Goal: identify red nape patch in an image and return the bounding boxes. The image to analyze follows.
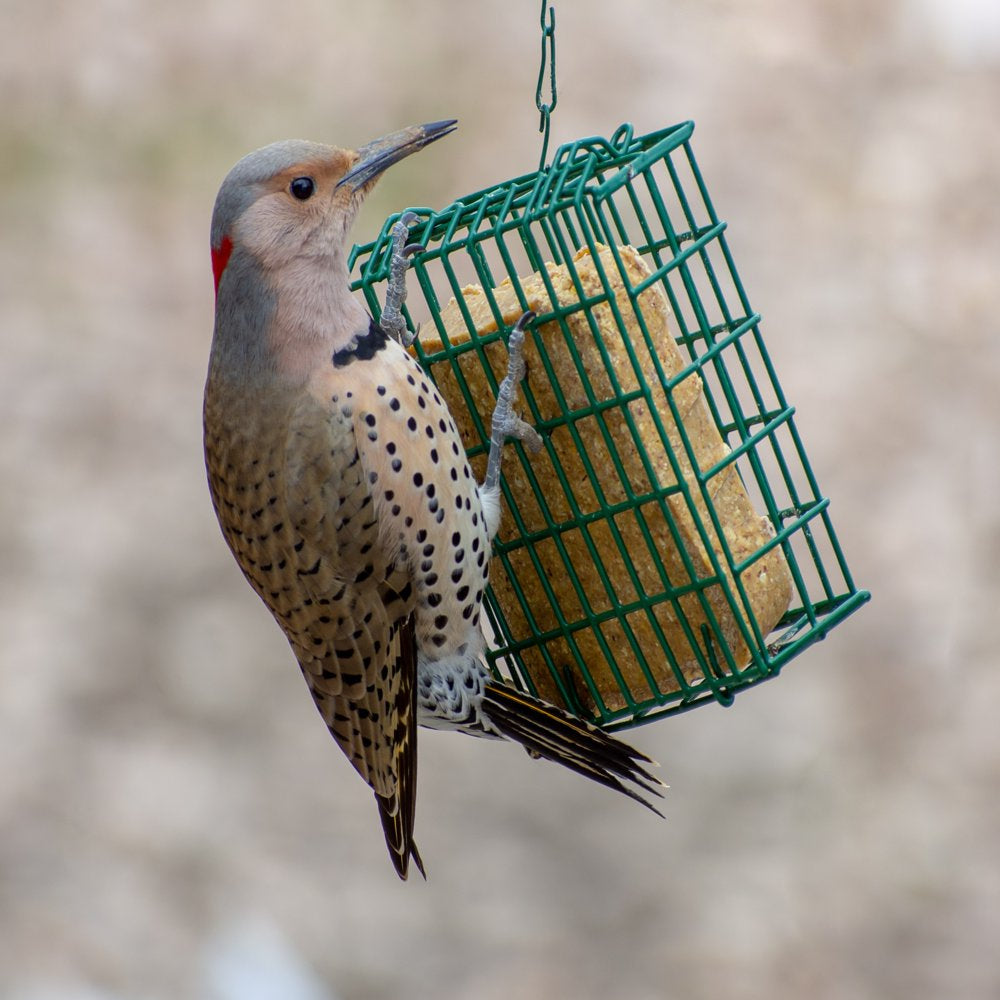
[211,235,234,293]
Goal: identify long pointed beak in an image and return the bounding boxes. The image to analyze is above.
[337,119,457,191]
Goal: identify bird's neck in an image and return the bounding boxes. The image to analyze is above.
[268,254,370,382]
[211,248,370,389]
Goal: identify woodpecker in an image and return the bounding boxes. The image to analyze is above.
[204,121,663,879]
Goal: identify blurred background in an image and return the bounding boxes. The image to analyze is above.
[2,0,998,997]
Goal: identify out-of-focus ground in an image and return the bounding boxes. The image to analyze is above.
[2,1,998,998]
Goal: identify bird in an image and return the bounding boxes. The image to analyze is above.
[203,120,664,879]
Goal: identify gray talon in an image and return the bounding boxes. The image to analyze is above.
[381,214,422,344]
[509,417,543,454]
[401,322,420,350]
[484,311,541,491]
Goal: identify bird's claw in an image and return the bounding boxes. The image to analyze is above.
[399,321,421,350]
[504,415,543,454]
[483,311,542,490]
[381,213,423,345]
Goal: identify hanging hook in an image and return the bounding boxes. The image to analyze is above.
[535,0,557,170]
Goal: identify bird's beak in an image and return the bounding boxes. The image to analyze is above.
[337,119,457,191]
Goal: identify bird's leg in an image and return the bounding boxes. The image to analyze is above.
[484,311,543,494]
[380,211,423,348]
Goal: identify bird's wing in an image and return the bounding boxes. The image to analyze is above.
[282,389,418,831]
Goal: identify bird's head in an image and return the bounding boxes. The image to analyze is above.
[210,120,456,294]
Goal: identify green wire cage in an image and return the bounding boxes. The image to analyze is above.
[350,121,869,733]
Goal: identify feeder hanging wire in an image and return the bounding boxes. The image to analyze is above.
[535,0,558,170]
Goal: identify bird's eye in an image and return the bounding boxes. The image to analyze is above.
[289,176,315,201]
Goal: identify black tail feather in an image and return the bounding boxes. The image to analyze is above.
[482,683,666,816]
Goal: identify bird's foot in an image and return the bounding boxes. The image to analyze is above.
[483,311,543,493]
[381,212,423,348]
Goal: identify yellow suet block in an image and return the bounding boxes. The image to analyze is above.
[424,244,792,713]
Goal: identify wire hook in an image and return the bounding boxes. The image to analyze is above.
[535,0,557,169]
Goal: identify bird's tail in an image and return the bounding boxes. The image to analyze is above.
[376,791,425,881]
[482,683,666,815]
[374,614,425,881]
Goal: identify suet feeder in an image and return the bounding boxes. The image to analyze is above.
[350,120,869,733]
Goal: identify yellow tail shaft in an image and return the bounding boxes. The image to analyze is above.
[482,683,666,815]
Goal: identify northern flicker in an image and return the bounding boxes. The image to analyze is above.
[204,121,664,879]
